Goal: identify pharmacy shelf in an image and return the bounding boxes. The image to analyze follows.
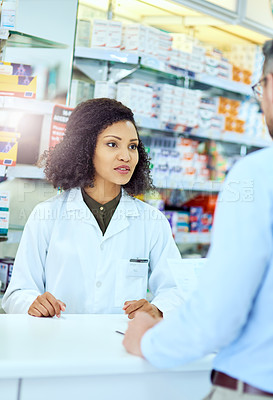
[74,48,253,97]
[176,232,211,245]
[75,47,139,64]
[157,181,223,192]
[194,129,272,148]
[0,96,54,114]
[135,114,272,148]
[0,29,67,49]
[6,165,45,179]
[194,74,253,96]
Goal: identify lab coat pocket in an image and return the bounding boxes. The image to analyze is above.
[114,259,149,308]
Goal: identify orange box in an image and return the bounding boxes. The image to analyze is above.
[225,117,245,133]
[243,70,252,85]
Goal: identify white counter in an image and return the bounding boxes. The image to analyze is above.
[0,314,213,400]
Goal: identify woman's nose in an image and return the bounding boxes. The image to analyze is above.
[118,148,130,162]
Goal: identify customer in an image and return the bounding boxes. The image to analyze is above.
[2,98,183,318]
[123,40,273,399]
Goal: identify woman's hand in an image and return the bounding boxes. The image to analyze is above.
[28,292,66,318]
[123,299,163,319]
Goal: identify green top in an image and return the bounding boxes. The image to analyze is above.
[81,189,122,235]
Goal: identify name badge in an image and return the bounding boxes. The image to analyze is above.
[127,259,148,277]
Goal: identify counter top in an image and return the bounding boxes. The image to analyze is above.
[0,314,214,379]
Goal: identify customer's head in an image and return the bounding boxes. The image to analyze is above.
[42,98,153,195]
[261,40,273,136]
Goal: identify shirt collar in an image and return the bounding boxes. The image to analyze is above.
[65,188,140,217]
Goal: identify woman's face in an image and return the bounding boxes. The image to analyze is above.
[93,121,139,189]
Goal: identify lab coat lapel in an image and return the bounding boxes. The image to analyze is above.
[103,190,139,241]
[65,188,99,227]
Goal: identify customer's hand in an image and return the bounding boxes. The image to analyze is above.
[28,292,66,318]
[123,311,160,356]
[123,299,163,319]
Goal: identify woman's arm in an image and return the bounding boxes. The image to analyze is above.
[2,204,52,313]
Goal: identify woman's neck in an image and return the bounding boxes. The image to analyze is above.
[84,183,121,205]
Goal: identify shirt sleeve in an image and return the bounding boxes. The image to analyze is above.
[2,205,51,314]
[148,213,185,316]
[141,157,273,368]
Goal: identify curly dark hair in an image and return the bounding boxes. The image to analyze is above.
[41,98,154,195]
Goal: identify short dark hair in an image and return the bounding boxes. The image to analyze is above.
[263,40,273,74]
[41,98,154,195]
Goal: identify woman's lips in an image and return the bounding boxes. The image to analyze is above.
[114,166,130,175]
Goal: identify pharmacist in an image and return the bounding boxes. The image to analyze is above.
[123,41,273,399]
[2,98,183,319]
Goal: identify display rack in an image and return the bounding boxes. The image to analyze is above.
[73,46,271,213]
[0,29,65,248]
[75,47,254,96]
[74,48,271,150]
[157,181,223,192]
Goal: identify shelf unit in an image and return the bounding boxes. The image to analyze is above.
[74,48,271,150]
[75,47,254,96]
[0,29,67,49]
[0,29,66,250]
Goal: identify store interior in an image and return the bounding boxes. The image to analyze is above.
[0,0,273,280]
[1,2,273,399]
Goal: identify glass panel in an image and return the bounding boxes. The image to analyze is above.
[246,0,273,30]
[204,0,237,11]
[4,0,78,102]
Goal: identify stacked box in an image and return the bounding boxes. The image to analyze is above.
[122,24,172,61]
[116,83,153,116]
[94,81,116,99]
[91,19,122,49]
[121,24,147,52]
[70,79,93,107]
[0,257,14,292]
[0,191,9,237]
[189,206,203,232]
[76,19,91,47]
[217,97,245,134]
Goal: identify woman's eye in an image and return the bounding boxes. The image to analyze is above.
[107,142,117,148]
[129,144,138,150]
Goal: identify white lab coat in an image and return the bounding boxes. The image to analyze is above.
[2,188,183,315]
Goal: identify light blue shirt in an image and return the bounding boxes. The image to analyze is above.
[142,145,273,393]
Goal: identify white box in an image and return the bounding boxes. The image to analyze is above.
[0,191,9,209]
[107,20,122,49]
[94,81,116,99]
[91,19,108,48]
[146,26,160,55]
[116,83,140,113]
[0,211,9,236]
[76,19,91,47]
[123,24,147,52]
[70,80,93,107]
[0,262,8,291]
[188,60,204,73]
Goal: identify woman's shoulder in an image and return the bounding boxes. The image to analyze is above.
[132,196,166,221]
[30,188,76,217]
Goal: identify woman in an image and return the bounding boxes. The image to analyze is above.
[2,98,182,318]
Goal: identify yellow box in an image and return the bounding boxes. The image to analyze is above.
[0,131,20,166]
[0,74,37,98]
